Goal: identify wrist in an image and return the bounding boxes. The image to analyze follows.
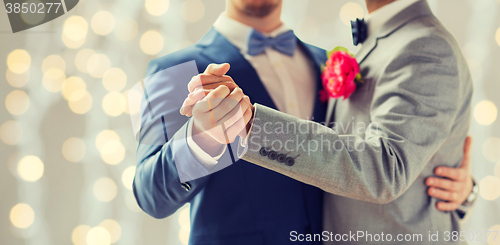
[192,121,225,157]
[462,178,478,207]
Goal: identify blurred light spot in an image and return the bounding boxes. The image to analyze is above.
[93,178,117,202]
[96,130,120,150]
[178,205,191,245]
[140,30,164,55]
[5,90,30,115]
[483,137,500,162]
[495,162,500,179]
[6,68,30,88]
[7,49,31,74]
[10,203,34,229]
[125,192,141,212]
[62,34,86,49]
[20,0,45,25]
[42,68,66,92]
[181,0,205,23]
[339,2,364,26]
[72,225,91,245]
[63,16,88,41]
[62,76,87,101]
[62,16,88,49]
[86,226,111,245]
[0,120,23,145]
[99,220,121,243]
[75,49,96,73]
[102,92,127,117]
[488,224,500,245]
[91,11,115,36]
[121,166,136,190]
[496,28,500,47]
[114,18,138,41]
[145,0,169,16]
[178,206,190,228]
[42,55,66,73]
[100,140,125,165]
[87,54,111,78]
[102,68,127,92]
[474,100,497,125]
[17,155,44,182]
[62,137,86,163]
[479,176,500,201]
[68,91,93,114]
[123,89,142,115]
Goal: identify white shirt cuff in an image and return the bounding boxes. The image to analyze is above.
[186,119,226,169]
[239,106,257,148]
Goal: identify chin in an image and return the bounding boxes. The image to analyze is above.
[235,0,281,17]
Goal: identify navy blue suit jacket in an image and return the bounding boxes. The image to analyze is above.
[133,28,328,245]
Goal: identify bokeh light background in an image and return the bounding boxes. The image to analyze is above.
[1,0,499,244]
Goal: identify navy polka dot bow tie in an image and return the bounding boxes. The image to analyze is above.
[351,18,368,46]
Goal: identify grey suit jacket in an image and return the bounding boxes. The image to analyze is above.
[239,1,473,244]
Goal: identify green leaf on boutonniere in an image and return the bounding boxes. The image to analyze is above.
[327,46,355,58]
[355,73,364,84]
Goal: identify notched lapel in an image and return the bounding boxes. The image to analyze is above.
[355,34,379,65]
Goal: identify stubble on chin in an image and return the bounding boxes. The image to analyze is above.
[239,2,279,18]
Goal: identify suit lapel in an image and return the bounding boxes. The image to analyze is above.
[298,41,328,123]
[198,28,278,110]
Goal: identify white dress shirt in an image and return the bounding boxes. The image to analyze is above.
[365,0,422,37]
[187,13,317,167]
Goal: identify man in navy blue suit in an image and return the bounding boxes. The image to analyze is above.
[133,0,474,244]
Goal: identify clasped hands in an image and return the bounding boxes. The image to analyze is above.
[180,63,254,152]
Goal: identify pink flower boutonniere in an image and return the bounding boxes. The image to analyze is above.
[319,46,364,102]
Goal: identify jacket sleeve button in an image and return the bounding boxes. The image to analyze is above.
[268,151,278,160]
[285,157,295,166]
[277,154,286,163]
[259,147,269,156]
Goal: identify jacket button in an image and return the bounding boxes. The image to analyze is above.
[268,151,278,160]
[259,147,269,156]
[277,154,286,163]
[181,182,191,191]
[285,157,295,166]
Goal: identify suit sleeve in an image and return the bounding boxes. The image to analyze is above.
[132,59,211,219]
[239,37,467,204]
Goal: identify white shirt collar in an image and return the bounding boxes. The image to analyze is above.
[365,0,422,37]
[212,13,291,54]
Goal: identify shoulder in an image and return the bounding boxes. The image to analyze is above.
[396,15,462,61]
[145,45,208,77]
[301,42,327,63]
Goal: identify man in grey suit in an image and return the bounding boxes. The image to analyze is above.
[183,0,476,244]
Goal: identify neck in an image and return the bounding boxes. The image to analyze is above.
[226,4,283,33]
[365,0,397,13]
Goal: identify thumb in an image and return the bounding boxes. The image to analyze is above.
[460,135,472,168]
[204,63,230,76]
